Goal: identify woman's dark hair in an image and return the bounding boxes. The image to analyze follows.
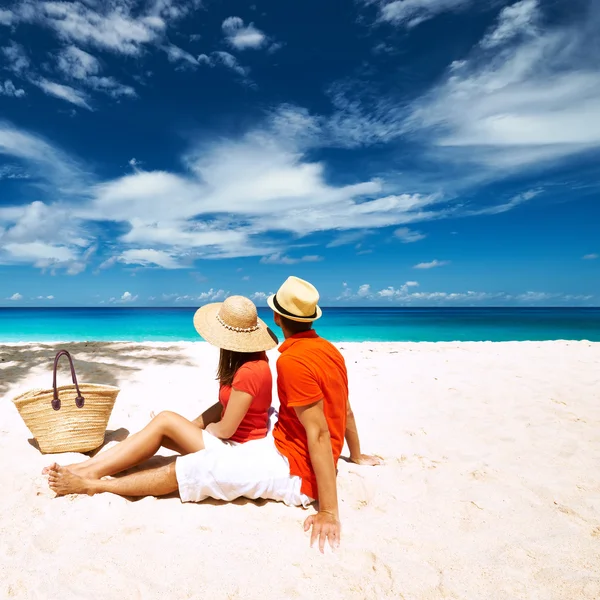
[217,349,264,387]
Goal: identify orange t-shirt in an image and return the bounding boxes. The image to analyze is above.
[273,331,348,499]
[219,359,272,443]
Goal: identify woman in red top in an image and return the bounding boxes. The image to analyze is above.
[43,296,277,483]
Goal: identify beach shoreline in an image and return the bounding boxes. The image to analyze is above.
[1,341,599,599]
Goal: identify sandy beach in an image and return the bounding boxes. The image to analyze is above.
[1,341,599,600]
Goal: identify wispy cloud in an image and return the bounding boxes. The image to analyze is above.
[260,253,323,265]
[394,227,426,243]
[163,43,199,68]
[406,0,600,170]
[583,253,598,260]
[0,1,174,56]
[364,0,475,28]
[118,249,184,269]
[198,51,252,84]
[338,282,593,305]
[8,292,22,301]
[35,78,92,110]
[0,106,540,274]
[55,45,136,98]
[414,259,449,269]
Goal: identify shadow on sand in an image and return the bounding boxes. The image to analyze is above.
[0,341,195,398]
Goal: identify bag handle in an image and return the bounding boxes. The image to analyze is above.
[52,350,85,411]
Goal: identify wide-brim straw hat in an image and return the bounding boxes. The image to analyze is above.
[193,295,278,353]
[267,276,322,323]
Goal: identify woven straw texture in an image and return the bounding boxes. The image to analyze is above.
[193,295,277,353]
[13,383,120,454]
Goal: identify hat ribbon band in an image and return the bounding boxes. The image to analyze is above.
[273,294,317,320]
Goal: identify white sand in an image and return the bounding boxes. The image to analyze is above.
[1,341,599,600]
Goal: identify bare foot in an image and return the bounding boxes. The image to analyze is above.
[42,463,57,475]
[47,465,95,496]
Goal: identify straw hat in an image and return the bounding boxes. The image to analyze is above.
[193,296,278,353]
[267,276,322,323]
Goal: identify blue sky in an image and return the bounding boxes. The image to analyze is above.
[0,0,599,307]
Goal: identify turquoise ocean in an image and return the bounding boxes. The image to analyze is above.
[0,308,599,343]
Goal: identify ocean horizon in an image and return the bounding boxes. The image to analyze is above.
[1,307,599,343]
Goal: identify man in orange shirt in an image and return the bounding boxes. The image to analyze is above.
[268,276,381,552]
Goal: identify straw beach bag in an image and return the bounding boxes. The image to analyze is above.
[13,350,120,454]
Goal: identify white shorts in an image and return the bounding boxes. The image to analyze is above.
[175,431,314,508]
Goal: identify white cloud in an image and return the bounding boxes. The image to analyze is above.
[406,0,600,170]
[0,80,26,98]
[394,227,426,243]
[56,45,100,79]
[413,259,450,269]
[55,46,136,98]
[250,291,268,302]
[260,253,323,265]
[1,41,30,75]
[480,0,538,49]
[8,293,22,301]
[36,295,54,300]
[30,2,165,56]
[222,16,267,50]
[0,1,202,61]
[583,253,598,260]
[357,284,371,297]
[120,291,138,302]
[0,101,560,275]
[339,282,593,305]
[197,289,227,302]
[35,78,92,110]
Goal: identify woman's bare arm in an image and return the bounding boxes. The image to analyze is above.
[205,388,253,439]
[193,402,222,429]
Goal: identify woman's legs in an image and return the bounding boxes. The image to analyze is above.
[44,411,207,480]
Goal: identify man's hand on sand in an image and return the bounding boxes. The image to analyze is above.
[350,453,383,466]
[304,511,341,553]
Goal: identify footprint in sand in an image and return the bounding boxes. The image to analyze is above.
[349,552,396,598]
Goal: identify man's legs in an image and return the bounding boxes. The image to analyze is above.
[48,462,178,498]
[43,411,206,480]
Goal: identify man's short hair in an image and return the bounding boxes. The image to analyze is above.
[279,315,313,335]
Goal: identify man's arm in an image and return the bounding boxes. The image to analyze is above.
[294,400,341,553]
[345,399,383,466]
